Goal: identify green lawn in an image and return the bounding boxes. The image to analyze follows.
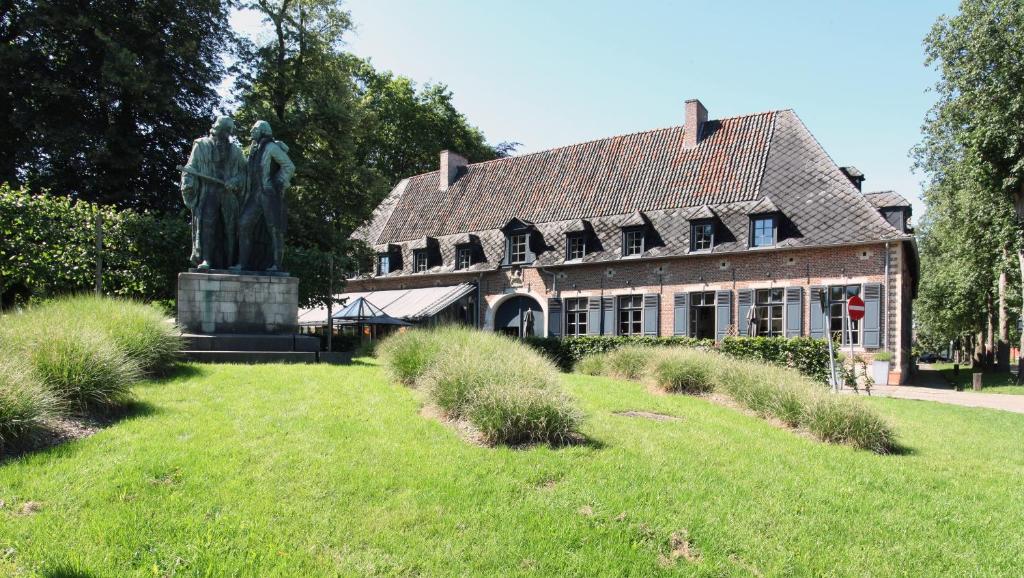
[931,362,1024,394]
[3,362,1024,576]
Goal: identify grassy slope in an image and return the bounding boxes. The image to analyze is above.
[1,362,1023,576]
[932,362,1024,395]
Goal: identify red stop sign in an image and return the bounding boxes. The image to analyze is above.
[847,294,865,321]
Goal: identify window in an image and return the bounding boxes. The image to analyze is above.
[414,250,428,272]
[689,291,716,339]
[754,288,784,337]
[622,228,645,256]
[564,298,588,336]
[377,253,390,275]
[566,234,587,261]
[751,217,776,247]
[691,222,714,251]
[618,294,643,336]
[456,246,473,270]
[829,284,861,345]
[508,233,529,264]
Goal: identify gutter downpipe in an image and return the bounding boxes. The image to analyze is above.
[476,273,484,329]
[883,242,890,352]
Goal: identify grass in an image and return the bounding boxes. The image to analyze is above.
[1,362,1023,575]
[931,362,1024,394]
[0,360,61,451]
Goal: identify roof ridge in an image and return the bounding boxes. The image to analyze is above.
[454,108,788,171]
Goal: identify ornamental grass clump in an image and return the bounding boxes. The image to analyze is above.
[383,327,583,446]
[804,395,895,454]
[0,359,62,451]
[574,354,606,376]
[605,346,651,380]
[43,295,181,376]
[650,348,714,394]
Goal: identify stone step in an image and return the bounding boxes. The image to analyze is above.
[179,350,318,364]
[182,333,319,352]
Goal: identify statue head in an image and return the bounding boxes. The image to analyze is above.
[250,120,273,142]
[210,116,234,139]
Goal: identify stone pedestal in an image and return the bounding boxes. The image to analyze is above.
[177,271,299,334]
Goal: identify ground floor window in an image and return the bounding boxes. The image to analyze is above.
[618,295,643,336]
[829,284,861,344]
[564,298,588,336]
[755,288,784,337]
[689,291,715,339]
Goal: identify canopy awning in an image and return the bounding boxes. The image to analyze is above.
[298,283,476,326]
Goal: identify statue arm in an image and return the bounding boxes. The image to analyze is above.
[181,140,201,209]
[270,143,295,189]
[226,146,246,193]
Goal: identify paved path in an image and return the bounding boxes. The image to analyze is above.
[861,370,1024,415]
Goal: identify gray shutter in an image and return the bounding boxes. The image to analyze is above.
[785,287,803,338]
[809,285,825,339]
[587,297,601,335]
[602,296,615,335]
[501,236,511,266]
[715,290,732,341]
[643,294,660,336]
[737,289,753,338]
[673,293,689,336]
[547,298,562,339]
[862,283,882,348]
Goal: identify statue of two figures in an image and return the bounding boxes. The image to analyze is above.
[179,117,295,273]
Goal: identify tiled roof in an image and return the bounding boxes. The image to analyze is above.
[354,108,913,279]
[864,190,912,209]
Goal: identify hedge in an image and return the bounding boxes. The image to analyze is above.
[526,335,848,385]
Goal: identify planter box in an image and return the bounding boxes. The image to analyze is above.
[871,360,891,386]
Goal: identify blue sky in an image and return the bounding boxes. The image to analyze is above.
[235,0,959,219]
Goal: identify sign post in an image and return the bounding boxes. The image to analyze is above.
[846,294,866,390]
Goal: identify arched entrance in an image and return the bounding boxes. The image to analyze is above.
[494,295,543,338]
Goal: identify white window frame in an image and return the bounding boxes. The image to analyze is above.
[509,233,530,264]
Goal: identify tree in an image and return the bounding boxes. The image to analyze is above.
[0,0,233,211]
[233,0,511,305]
[915,0,1024,367]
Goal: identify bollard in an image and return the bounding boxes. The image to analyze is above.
[953,363,960,376]
[972,372,982,391]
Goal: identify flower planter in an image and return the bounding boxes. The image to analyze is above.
[871,360,891,386]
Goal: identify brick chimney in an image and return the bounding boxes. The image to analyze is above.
[439,150,468,191]
[683,99,708,149]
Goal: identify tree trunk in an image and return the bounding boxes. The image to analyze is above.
[986,292,995,370]
[974,329,985,367]
[998,254,1010,371]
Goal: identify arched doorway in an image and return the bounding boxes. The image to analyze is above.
[494,295,543,338]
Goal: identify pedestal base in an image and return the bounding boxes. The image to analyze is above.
[177,271,299,334]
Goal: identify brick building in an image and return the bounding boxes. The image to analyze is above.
[346,99,918,382]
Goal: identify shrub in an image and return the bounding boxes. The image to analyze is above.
[0,359,62,450]
[720,337,839,385]
[873,351,894,362]
[466,384,581,445]
[575,354,606,376]
[41,295,180,376]
[805,395,895,453]
[525,335,713,371]
[650,349,714,394]
[605,346,651,380]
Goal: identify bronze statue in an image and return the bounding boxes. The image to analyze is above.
[179,116,246,270]
[233,120,295,272]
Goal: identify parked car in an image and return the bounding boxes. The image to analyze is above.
[919,353,938,363]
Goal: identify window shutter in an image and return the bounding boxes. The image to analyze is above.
[862,283,882,348]
[587,297,602,335]
[643,294,660,336]
[501,236,511,266]
[547,298,562,339]
[602,296,615,336]
[785,287,803,338]
[737,289,753,337]
[715,290,732,341]
[673,293,689,336]
[809,285,825,339]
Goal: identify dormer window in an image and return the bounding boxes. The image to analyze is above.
[413,250,429,272]
[750,216,777,248]
[622,227,645,256]
[376,244,402,275]
[501,218,538,266]
[566,233,587,261]
[691,221,714,251]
